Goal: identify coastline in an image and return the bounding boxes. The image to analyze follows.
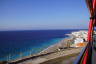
[8,32,76,63]
[9,47,83,64]
[1,30,88,64]
[39,32,75,54]
[39,38,73,54]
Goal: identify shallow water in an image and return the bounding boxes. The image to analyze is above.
[0,29,83,61]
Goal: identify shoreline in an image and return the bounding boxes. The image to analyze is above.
[5,34,73,63]
[9,47,83,64]
[8,33,75,63]
[39,37,73,54]
[39,33,75,54]
[0,30,88,64]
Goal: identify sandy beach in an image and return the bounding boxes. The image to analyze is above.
[8,37,85,64]
[16,47,83,64]
[0,47,83,64]
[0,31,87,64]
[39,38,74,54]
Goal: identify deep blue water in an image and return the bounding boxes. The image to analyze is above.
[0,29,84,61]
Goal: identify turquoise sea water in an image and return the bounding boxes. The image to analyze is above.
[0,38,64,61]
[0,29,83,61]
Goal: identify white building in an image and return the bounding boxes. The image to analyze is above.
[74,37,85,47]
[71,31,88,47]
[72,31,88,41]
[74,38,84,44]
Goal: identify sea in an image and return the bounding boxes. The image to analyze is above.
[0,29,84,61]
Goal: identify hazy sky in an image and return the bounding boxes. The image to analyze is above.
[0,0,89,31]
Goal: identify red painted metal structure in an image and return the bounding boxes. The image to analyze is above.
[82,0,96,64]
[75,0,96,64]
[83,0,96,64]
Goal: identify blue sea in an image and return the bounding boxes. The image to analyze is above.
[0,29,83,61]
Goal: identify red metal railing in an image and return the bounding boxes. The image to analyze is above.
[75,0,96,64]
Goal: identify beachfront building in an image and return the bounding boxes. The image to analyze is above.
[71,31,88,47]
[72,31,88,41]
[74,37,85,47]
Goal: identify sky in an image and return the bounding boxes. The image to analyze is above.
[0,0,90,31]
